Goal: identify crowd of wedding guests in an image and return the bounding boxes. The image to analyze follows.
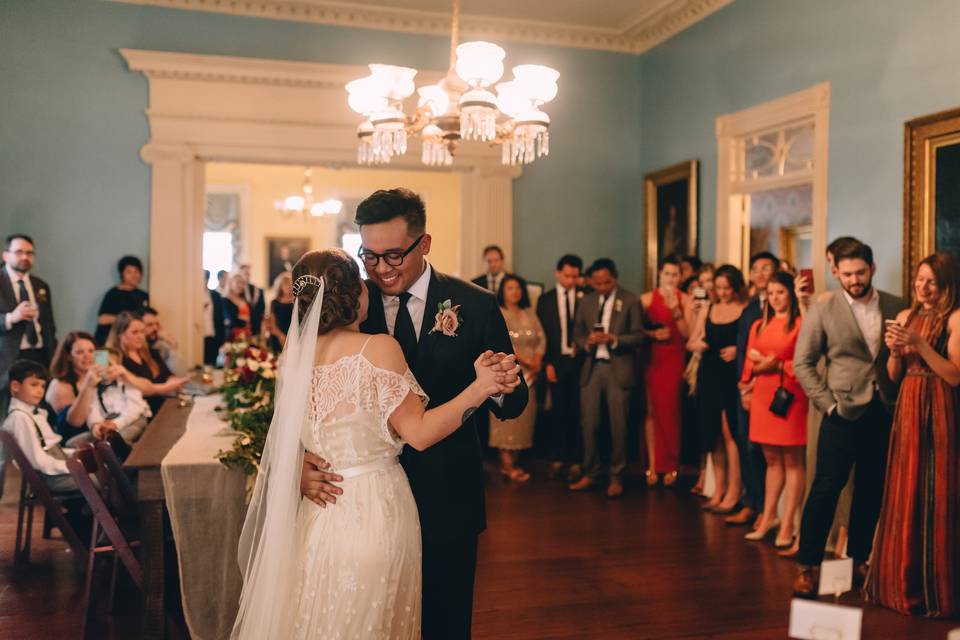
[476,238,959,618]
[2,227,958,619]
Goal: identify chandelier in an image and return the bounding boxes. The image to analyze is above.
[274,167,343,217]
[345,0,559,167]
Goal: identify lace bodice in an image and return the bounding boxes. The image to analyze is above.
[301,353,428,469]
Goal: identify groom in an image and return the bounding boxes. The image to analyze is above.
[301,188,528,638]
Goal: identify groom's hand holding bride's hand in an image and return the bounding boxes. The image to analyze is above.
[301,452,343,508]
[474,351,522,397]
[478,351,523,394]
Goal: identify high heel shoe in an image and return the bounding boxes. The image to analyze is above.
[744,518,781,541]
[645,469,658,487]
[663,471,678,487]
[774,536,795,549]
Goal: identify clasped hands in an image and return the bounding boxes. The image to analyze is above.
[300,350,522,508]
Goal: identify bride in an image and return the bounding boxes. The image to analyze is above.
[231,248,518,639]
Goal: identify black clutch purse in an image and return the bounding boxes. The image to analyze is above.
[768,363,795,418]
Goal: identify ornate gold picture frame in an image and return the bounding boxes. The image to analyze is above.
[903,107,960,294]
[644,160,698,290]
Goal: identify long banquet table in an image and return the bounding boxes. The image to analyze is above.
[124,395,246,640]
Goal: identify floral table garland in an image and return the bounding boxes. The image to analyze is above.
[216,338,277,477]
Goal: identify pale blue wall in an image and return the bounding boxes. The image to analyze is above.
[0,0,640,336]
[638,0,960,294]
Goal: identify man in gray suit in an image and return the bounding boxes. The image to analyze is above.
[791,241,904,597]
[569,258,645,498]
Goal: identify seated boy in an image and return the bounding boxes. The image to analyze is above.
[2,359,76,492]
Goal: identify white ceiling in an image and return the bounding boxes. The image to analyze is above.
[112,0,734,54]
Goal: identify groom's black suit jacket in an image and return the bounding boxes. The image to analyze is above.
[360,269,528,543]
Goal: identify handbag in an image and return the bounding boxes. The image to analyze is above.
[768,363,795,418]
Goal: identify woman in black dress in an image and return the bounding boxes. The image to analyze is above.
[94,255,149,345]
[106,312,187,415]
[689,265,747,512]
[266,272,294,352]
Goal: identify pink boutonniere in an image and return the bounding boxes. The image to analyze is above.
[429,299,463,337]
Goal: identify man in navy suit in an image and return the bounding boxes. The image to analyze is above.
[0,234,57,388]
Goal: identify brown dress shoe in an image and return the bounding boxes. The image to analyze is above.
[724,507,756,526]
[569,476,595,492]
[606,481,624,498]
[567,464,583,483]
[792,565,819,599]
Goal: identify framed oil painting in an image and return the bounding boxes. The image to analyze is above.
[904,107,960,294]
[644,160,699,290]
[266,237,310,286]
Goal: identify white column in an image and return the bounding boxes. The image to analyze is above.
[141,143,205,368]
[460,167,520,278]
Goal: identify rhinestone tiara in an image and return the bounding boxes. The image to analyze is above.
[292,274,324,297]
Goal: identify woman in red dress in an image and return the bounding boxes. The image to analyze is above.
[740,271,807,547]
[641,256,690,486]
[867,252,960,617]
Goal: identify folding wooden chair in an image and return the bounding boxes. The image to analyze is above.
[0,430,86,565]
[93,438,137,512]
[68,447,143,639]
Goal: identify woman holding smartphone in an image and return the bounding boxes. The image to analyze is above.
[867,252,960,617]
[641,256,690,486]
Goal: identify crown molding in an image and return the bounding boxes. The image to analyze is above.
[108,0,733,55]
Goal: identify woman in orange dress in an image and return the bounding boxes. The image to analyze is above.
[867,252,960,617]
[740,271,807,547]
[641,256,690,486]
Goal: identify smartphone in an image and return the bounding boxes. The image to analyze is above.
[94,349,110,368]
[884,319,899,328]
[592,323,605,334]
[692,286,707,302]
[799,268,814,294]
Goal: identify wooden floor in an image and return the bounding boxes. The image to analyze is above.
[1,464,956,639]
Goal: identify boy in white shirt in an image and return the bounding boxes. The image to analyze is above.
[87,350,151,444]
[2,360,76,492]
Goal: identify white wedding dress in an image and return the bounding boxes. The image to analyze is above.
[289,348,428,640]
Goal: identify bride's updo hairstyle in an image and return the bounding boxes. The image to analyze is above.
[291,248,363,334]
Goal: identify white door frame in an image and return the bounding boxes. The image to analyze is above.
[715,82,830,289]
[121,49,520,364]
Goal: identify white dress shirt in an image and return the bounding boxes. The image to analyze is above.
[383,262,432,340]
[87,382,151,429]
[842,288,882,359]
[556,284,576,357]
[4,265,44,350]
[2,397,70,476]
[595,289,617,361]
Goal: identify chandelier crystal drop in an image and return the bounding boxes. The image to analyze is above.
[345,0,558,167]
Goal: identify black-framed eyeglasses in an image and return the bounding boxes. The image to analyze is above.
[358,234,424,268]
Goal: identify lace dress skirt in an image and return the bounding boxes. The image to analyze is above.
[290,457,422,639]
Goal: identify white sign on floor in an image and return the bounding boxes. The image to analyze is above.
[788,599,862,640]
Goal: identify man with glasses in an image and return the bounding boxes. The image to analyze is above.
[300,188,527,639]
[725,251,780,528]
[1,234,57,387]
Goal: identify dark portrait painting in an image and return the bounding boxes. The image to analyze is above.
[904,108,960,294]
[266,237,310,286]
[644,161,698,290]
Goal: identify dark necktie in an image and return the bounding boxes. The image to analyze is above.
[597,295,606,324]
[564,290,575,348]
[17,279,39,346]
[394,292,418,367]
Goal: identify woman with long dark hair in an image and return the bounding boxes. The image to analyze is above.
[688,264,747,512]
[739,271,808,546]
[867,252,960,617]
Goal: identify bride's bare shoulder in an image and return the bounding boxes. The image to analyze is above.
[361,334,406,373]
